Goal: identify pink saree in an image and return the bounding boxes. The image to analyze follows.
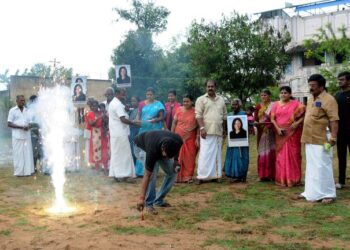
[271,100,305,187]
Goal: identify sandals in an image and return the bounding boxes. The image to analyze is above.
[321,198,335,204]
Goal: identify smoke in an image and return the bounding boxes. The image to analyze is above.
[35,85,78,213]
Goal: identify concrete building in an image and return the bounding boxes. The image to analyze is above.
[259,0,350,102]
[9,75,112,102]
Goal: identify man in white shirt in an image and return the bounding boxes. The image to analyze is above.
[102,87,115,115]
[7,95,35,176]
[108,88,139,181]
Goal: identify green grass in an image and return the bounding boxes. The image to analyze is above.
[0,135,349,249]
[111,225,166,236]
[0,229,11,236]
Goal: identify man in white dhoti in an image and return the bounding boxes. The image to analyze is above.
[7,95,35,176]
[108,88,138,182]
[195,80,227,184]
[300,74,339,204]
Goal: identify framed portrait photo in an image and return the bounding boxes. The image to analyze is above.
[71,76,87,103]
[115,65,131,88]
[227,115,249,147]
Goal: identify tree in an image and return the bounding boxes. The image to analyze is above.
[188,13,291,104]
[304,23,350,95]
[154,42,205,100]
[114,0,170,34]
[22,63,73,79]
[110,29,163,97]
[111,0,170,98]
[0,69,11,84]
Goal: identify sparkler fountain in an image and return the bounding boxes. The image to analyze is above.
[36,66,77,214]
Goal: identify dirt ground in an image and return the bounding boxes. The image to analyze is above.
[1,136,350,250]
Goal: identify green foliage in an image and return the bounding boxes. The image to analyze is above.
[304,23,350,95]
[21,63,73,79]
[0,69,11,84]
[111,29,163,98]
[114,0,170,34]
[188,12,291,104]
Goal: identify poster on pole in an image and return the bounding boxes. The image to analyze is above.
[227,115,249,147]
[116,65,131,88]
[71,76,87,103]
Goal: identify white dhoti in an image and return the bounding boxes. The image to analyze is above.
[109,136,135,178]
[301,144,336,201]
[12,137,35,176]
[197,135,222,180]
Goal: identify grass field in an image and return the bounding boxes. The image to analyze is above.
[0,136,349,249]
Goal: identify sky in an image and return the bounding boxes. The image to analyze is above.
[0,0,309,80]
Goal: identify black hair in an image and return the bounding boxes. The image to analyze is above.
[16,95,24,100]
[261,89,271,96]
[280,86,295,100]
[99,103,106,109]
[232,117,243,131]
[183,94,194,101]
[75,77,83,83]
[115,87,126,95]
[168,89,177,96]
[337,71,350,81]
[247,105,255,112]
[161,137,183,158]
[73,83,84,95]
[29,95,37,102]
[131,96,140,102]
[206,79,217,86]
[146,87,155,94]
[118,66,128,78]
[308,74,326,88]
[279,86,292,94]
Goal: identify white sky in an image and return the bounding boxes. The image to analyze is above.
[0,0,309,79]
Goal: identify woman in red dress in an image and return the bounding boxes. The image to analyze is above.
[85,100,109,172]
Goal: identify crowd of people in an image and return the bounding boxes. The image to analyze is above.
[7,72,350,214]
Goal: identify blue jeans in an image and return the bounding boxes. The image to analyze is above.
[134,146,177,207]
[145,158,177,207]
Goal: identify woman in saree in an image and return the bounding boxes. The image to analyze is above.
[172,94,198,183]
[271,86,305,187]
[137,87,165,134]
[85,100,109,173]
[135,87,165,176]
[255,89,276,181]
[224,99,249,182]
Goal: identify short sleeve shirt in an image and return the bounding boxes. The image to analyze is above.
[195,93,227,136]
[301,91,339,145]
[134,130,183,172]
[335,90,350,134]
[7,106,31,139]
[108,97,130,138]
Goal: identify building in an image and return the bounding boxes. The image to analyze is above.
[258,0,350,102]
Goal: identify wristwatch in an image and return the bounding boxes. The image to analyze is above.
[200,127,205,131]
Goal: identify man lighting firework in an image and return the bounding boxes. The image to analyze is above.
[135,130,183,215]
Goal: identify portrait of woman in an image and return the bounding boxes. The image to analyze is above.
[72,78,86,102]
[229,117,247,139]
[116,66,131,84]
